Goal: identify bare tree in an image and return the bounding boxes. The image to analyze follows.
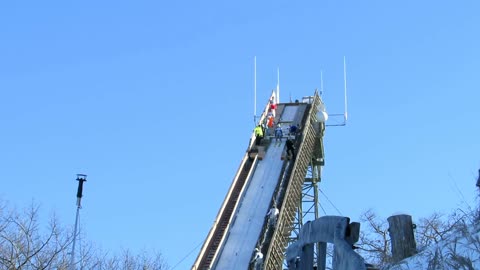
[0,203,71,270]
[415,219,480,270]
[358,207,480,270]
[356,209,392,267]
[0,201,169,270]
[414,212,448,251]
[415,208,477,253]
[78,248,169,270]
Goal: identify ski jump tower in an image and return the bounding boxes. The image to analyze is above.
[264,92,327,269]
[192,89,336,269]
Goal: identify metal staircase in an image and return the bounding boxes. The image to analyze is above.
[264,92,324,269]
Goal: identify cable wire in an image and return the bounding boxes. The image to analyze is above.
[319,203,327,216]
[319,189,343,216]
[170,240,204,270]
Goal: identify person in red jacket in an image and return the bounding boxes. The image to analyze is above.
[267,114,274,129]
[269,98,277,117]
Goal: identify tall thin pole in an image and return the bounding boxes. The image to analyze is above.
[70,207,80,270]
[343,56,348,122]
[320,71,324,96]
[70,174,87,270]
[254,56,257,125]
[276,68,280,103]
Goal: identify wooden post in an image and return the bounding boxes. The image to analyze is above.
[387,214,417,263]
[345,222,360,245]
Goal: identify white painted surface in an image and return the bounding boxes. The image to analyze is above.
[280,105,297,123]
[213,105,300,270]
[213,141,286,269]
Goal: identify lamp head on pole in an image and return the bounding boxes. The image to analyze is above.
[76,174,87,207]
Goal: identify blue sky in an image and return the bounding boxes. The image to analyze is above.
[1,1,479,268]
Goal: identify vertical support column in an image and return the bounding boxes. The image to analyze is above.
[312,163,322,269]
[299,244,314,270]
[316,242,327,270]
[297,204,303,234]
[387,214,417,263]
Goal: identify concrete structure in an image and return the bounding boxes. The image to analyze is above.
[286,216,366,270]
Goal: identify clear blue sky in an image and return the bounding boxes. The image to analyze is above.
[1,1,479,268]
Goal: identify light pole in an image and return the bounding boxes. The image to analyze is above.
[69,174,87,270]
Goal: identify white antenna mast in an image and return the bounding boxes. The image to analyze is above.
[254,56,257,125]
[326,56,349,127]
[320,71,324,96]
[343,56,348,123]
[276,67,280,103]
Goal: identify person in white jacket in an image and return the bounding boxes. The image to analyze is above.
[251,248,263,270]
[266,205,279,227]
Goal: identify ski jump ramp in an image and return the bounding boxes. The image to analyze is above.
[192,91,326,270]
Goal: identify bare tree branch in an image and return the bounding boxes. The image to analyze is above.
[0,200,169,270]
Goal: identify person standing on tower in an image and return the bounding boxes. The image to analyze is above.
[251,248,264,270]
[274,124,283,142]
[266,204,280,227]
[286,138,295,159]
[254,124,264,146]
[289,123,299,137]
[267,112,275,129]
[269,97,277,118]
